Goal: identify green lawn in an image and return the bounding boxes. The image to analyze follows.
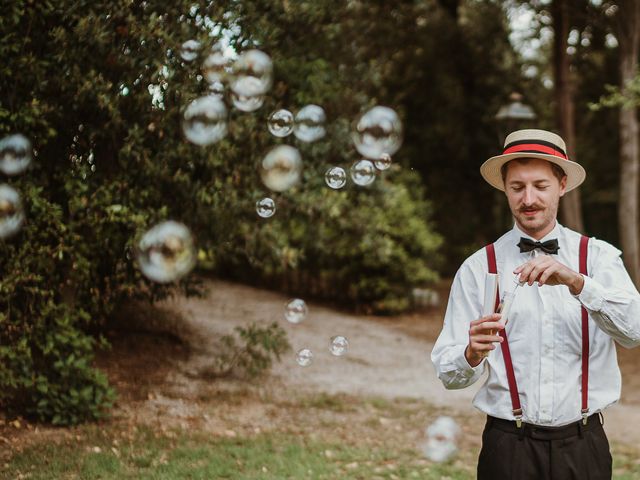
[4,390,640,480]
[3,427,471,479]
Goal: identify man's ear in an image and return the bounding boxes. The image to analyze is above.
[559,175,567,197]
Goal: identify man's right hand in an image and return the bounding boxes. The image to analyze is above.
[465,313,505,367]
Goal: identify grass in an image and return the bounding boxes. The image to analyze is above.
[3,427,472,479]
[3,391,640,479]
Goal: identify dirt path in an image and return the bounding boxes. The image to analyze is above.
[154,279,640,446]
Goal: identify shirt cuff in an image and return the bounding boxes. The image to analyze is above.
[453,343,485,374]
[575,274,605,311]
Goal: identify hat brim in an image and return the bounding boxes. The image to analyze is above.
[480,152,586,192]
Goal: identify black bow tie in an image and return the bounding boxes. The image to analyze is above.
[517,237,560,254]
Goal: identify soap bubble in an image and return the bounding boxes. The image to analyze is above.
[293,104,326,142]
[0,134,32,176]
[0,184,25,239]
[296,348,313,367]
[352,106,403,160]
[374,153,392,171]
[202,46,229,84]
[182,95,228,146]
[260,145,302,192]
[350,159,376,186]
[268,109,294,138]
[136,220,196,283]
[325,166,347,189]
[230,49,273,97]
[285,298,308,324]
[421,416,461,463]
[231,91,264,113]
[180,39,201,62]
[256,197,276,218]
[208,81,225,97]
[329,336,349,356]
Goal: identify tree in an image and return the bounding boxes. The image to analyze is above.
[614,0,640,285]
[1,0,445,423]
[552,0,585,232]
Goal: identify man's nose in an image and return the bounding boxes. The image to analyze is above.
[522,186,535,205]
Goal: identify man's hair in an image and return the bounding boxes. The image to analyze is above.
[500,158,566,185]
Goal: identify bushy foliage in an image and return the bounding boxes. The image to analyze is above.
[209,322,291,379]
[0,0,446,423]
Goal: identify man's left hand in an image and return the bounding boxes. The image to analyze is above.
[514,255,584,295]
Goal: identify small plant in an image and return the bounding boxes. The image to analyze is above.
[210,322,291,379]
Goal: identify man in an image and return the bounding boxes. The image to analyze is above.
[431,129,640,479]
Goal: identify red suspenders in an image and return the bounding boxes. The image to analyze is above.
[579,235,590,424]
[486,243,523,425]
[485,235,590,427]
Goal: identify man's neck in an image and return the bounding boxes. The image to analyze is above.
[515,220,557,240]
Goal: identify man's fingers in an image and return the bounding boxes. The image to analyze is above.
[472,334,503,344]
[537,265,559,286]
[470,313,501,326]
[470,321,504,334]
[470,341,498,352]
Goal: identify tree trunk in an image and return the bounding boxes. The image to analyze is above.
[552,0,584,233]
[616,0,640,286]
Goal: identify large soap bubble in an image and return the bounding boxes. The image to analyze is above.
[202,45,229,85]
[136,220,196,283]
[268,109,294,138]
[421,416,461,463]
[350,159,376,186]
[180,39,201,62]
[230,49,273,97]
[182,95,228,146]
[352,106,403,160]
[0,134,32,176]
[293,104,326,142]
[0,184,25,239]
[260,145,302,192]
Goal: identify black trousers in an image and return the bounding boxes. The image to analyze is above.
[477,414,612,480]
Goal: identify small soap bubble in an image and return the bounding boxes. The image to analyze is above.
[352,106,403,160]
[329,336,349,356]
[350,159,376,186]
[374,153,392,171]
[296,348,313,367]
[180,39,201,62]
[325,166,347,189]
[136,220,196,283]
[256,197,276,218]
[0,184,25,239]
[230,49,273,97]
[293,104,326,142]
[182,95,228,146]
[231,91,264,113]
[285,298,308,324]
[421,416,461,463]
[0,134,32,176]
[268,109,294,138]
[201,44,229,84]
[260,145,302,192]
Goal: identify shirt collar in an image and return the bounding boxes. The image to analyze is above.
[512,220,563,244]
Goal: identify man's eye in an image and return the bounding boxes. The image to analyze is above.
[512,187,523,192]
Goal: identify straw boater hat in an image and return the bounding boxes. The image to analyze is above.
[480,129,586,192]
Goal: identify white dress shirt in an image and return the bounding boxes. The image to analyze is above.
[431,221,640,426]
